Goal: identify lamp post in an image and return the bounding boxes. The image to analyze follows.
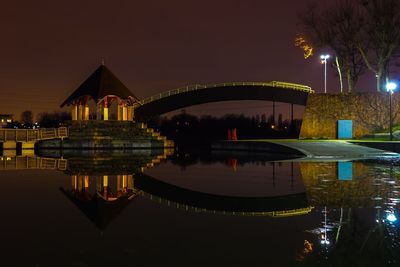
[386,82,397,141]
[320,54,330,93]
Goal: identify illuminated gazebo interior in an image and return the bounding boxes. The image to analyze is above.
[60,65,139,121]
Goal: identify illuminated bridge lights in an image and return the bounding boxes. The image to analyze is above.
[135,81,314,106]
[140,191,314,217]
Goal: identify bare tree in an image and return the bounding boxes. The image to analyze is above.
[358,0,400,91]
[298,0,366,92]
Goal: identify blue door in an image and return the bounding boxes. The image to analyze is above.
[337,120,352,139]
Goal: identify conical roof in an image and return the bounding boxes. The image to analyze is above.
[60,65,139,107]
[60,188,138,230]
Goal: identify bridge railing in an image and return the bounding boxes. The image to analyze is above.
[0,127,68,142]
[135,81,313,107]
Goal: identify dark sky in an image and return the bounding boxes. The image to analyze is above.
[0,0,375,120]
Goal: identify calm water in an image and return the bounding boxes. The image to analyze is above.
[0,149,400,267]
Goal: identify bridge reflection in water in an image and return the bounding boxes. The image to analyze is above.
[55,150,313,229]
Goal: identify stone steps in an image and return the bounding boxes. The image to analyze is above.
[45,120,176,149]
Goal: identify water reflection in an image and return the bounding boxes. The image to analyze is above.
[1,151,400,265]
[297,160,400,265]
[55,150,313,230]
[145,153,400,265]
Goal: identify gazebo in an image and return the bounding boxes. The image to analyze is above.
[60,65,139,121]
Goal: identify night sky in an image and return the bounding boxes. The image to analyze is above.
[1,0,375,120]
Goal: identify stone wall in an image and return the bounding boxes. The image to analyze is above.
[300,92,400,139]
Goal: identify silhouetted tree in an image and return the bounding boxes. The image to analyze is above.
[267,114,275,127]
[299,0,400,92]
[358,0,400,91]
[278,113,283,129]
[20,110,33,125]
[37,111,71,128]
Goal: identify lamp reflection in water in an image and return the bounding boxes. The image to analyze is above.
[320,206,330,245]
[386,212,397,223]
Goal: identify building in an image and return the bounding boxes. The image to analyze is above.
[0,114,13,127]
[60,64,139,121]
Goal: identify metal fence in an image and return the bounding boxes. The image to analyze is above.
[0,127,68,142]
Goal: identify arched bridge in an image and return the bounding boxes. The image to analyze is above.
[133,81,313,121]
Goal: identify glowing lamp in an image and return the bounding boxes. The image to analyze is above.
[320,54,330,60]
[386,82,397,93]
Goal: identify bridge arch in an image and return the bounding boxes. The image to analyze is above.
[133,81,313,121]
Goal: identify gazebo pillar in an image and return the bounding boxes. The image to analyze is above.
[79,97,89,120]
[78,104,84,120]
[117,104,122,121]
[103,175,109,186]
[122,106,128,121]
[103,107,109,120]
[78,175,83,191]
[72,175,78,190]
[71,105,78,120]
[128,174,134,189]
[127,106,134,121]
[84,105,90,120]
[102,175,109,200]
[84,175,89,189]
[122,175,127,189]
[103,98,109,121]
[96,104,102,120]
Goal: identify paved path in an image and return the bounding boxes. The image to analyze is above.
[268,140,398,160]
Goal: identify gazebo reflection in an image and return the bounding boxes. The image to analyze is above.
[59,149,172,230]
[60,174,139,230]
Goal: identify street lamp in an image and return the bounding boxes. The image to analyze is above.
[386,82,397,141]
[320,54,330,93]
